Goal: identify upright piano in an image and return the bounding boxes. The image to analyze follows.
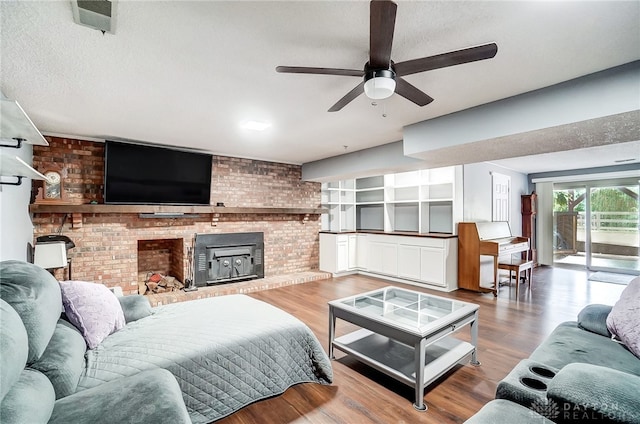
[457,222,530,296]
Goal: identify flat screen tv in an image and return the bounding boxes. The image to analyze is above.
[104,141,212,205]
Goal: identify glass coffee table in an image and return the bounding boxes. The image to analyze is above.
[328,286,480,411]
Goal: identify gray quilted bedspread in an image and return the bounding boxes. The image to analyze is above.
[78,295,333,423]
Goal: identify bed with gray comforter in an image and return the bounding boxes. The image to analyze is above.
[78,294,333,423]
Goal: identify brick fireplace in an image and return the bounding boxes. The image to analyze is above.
[31,137,324,294]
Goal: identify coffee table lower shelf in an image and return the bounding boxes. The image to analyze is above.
[333,328,475,408]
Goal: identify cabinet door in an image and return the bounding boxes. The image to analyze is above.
[420,247,446,286]
[368,242,398,276]
[397,245,421,280]
[348,235,357,270]
[336,240,349,272]
[318,233,336,273]
[356,235,368,270]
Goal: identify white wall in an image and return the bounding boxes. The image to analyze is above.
[0,145,35,261]
[462,162,529,236]
[302,140,425,182]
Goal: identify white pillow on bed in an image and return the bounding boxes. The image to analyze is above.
[60,280,125,349]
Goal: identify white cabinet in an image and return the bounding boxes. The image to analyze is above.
[348,235,358,270]
[336,236,349,272]
[360,233,458,291]
[397,244,421,280]
[368,241,398,276]
[355,234,368,270]
[420,247,446,286]
[319,233,358,274]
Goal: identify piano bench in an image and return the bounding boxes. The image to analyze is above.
[497,258,534,297]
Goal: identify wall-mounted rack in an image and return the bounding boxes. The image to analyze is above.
[0,98,49,148]
[0,95,50,185]
[0,151,49,186]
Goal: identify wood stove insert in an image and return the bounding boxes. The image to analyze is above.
[194,232,264,286]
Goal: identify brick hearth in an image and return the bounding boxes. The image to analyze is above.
[144,270,331,307]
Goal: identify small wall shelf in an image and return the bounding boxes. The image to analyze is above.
[0,98,49,148]
[0,152,49,186]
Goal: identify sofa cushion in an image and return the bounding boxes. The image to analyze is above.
[0,260,62,364]
[547,363,640,424]
[463,399,555,424]
[117,294,152,323]
[577,304,612,337]
[49,369,191,424]
[529,321,640,377]
[60,280,126,349]
[607,276,640,359]
[0,299,28,400]
[30,319,87,399]
[0,368,55,424]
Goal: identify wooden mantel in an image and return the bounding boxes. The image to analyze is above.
[30,204,327,228]
[30,204,326,215]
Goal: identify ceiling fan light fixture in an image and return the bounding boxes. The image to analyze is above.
[364,69,396,100]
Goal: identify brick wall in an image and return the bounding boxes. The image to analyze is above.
[32,137,322,293]
[33,137,105,204]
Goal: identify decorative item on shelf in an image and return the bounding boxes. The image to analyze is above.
[34,164,70,204]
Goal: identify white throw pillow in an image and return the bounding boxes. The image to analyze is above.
[59,280,125,349]
[606,277,640,359]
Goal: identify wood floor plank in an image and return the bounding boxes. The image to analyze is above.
[216,266,626,424]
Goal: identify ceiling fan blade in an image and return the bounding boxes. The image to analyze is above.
[276,66,364,77]
[395,77,434,106]
[369,0,397,69]
[328,82,365,112]
[394,43,498,77]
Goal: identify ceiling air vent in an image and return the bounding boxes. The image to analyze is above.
[71,1,116,34]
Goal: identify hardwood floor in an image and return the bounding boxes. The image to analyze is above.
[216,266,626,424]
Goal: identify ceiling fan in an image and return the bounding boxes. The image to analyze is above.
[276,0,498,112]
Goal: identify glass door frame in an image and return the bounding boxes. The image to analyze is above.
[552,178,639,275]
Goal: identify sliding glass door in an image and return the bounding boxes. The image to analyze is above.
[587,184,639,273]
[553,186,586,268]
[553,179,639,274]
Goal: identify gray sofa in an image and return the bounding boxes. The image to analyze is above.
[0,260,333,424]
[466,278,640,424]
[0,261,191,424]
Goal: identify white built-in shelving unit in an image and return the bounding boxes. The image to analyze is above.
[321,179,355,232]
[321,165,463,234]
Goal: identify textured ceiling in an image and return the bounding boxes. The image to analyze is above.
[1,1,639,173]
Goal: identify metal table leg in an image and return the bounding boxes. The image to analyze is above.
[413,338,427,411]
[470,311,481,366]
[328,306,336,360]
